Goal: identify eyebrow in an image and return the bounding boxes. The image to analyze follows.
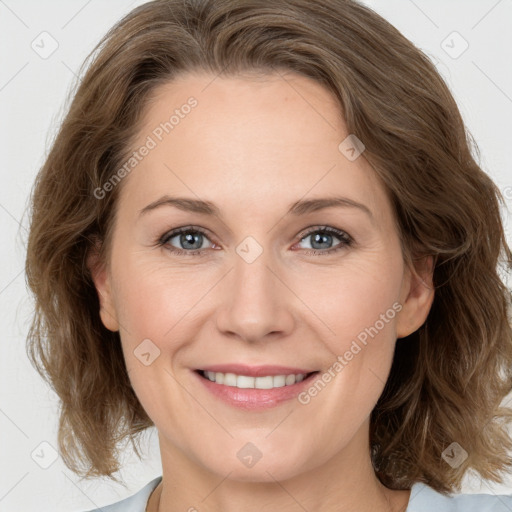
[138,195,373,219]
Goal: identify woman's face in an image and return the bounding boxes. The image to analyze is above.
[90,71,433,482]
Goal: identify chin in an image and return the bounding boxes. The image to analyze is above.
[202,449,310,483]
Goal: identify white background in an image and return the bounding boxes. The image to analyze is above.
[1,0,511,510]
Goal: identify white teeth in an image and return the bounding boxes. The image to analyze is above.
[202,371,309,389]
[237,375,254,388]
[273,375,286,388]
[224,372,237,386]
[254,375,274,389]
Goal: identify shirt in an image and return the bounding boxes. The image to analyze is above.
[83,476,512,511]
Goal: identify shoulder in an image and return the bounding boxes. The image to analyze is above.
[81,476,162,512]
[407,481,512,511]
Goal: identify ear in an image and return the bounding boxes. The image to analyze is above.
[86,238,119,332]
[396,255,435,339]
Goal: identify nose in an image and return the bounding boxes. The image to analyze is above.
[215,246,295,343]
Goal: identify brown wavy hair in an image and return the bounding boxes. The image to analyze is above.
[24,0,512,494]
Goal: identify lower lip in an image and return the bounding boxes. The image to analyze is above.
[193,370,320,410]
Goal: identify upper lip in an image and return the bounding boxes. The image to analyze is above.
[197,364,318,377]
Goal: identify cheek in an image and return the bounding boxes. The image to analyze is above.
[295,256,402,398]
[111,262,193,419]
[112,255,207,338]
[110,256,217,402]
[294,257,402,343]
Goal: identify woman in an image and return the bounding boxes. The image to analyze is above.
[25,0,512,511]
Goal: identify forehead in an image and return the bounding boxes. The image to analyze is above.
[118,71,389,222]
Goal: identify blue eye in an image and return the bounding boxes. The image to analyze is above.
[157,225,353,256]
[159,226,213,256]
[296,226,353,255]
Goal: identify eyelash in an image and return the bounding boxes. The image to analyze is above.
[156,225,353,257]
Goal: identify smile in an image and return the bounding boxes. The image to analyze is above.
[199,369,317,389]
[193,369,321,410]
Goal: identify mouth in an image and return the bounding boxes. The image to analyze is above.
[191,363,322,409]
[195,369,320,390]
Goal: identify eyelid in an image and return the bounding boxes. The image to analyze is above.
[296,224,350,240]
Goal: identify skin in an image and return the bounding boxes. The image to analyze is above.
[88,71,434,512]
